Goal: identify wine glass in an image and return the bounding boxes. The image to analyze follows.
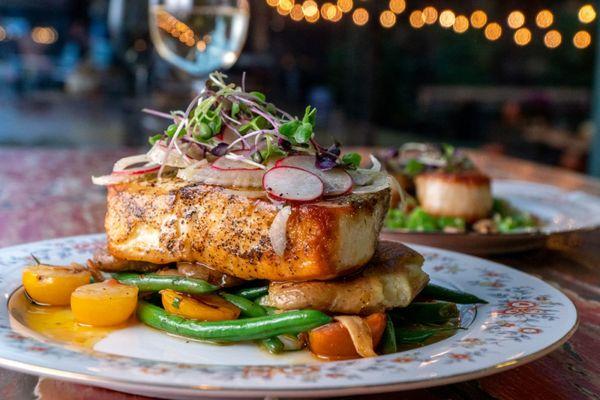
[148,0,250,90]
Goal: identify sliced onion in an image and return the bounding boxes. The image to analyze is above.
[113,163,160,176]
[269,206,292,256]
[369,154,382,172]
[177,165,264,187]
[351,172,390,194]
[212,156,261,171]
[147,142,193,168]
[334,316,377,358]
[113,154,150,172]
[91,174,135,186]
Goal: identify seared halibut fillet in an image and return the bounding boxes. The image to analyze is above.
[263,241,428,315]
[105,177,390,281]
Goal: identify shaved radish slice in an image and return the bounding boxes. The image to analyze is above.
[351,173,390,194]
[263,166,324,202]
[276,155,352,196]
[212,156,261,171]
[113,164,160,176]
[177,165,264,188]
[147,142,192,168]
[113,154,150,172]
[269,206,292,256]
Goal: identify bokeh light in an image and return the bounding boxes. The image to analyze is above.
[266,0,279,7]
[31,27,59,45]
[470,10,487,29]
[0,26,6,42]
[535,10,553,28]
[290,4,304,21]
[278,0,294,12]
[379,10,396,28]
[439,10,455,28]
[484,23,502,41]
[544,30,562,48]
[337,0,353,13]
[514,27,532,46]
[352,7,369,26]
[507,11,525,29]
[409,10,425,28]
[453,15,469,33]
[321,2,335,19]
[573,30,592,49]
[578,5,596,23]
[422,7,438,25]
[302,0,319,18]
[389,0,406,15]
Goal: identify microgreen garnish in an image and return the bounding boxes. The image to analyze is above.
[387,142,475,176]
[142,71,358,175]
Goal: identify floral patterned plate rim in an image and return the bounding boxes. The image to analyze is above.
[0,234,577,399]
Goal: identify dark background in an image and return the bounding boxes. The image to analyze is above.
[0,0,596,172]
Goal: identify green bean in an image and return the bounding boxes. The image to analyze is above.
[137,301,331,342]
[380,315,397,354]
[113,273,217,295]
[220,293,266,318]
[390,301,459,324]
[421,283,487,304]
[261,337,284,354]
[232,286,269,300]
[220,293,285,351]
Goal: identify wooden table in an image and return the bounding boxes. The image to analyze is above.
[0,147,598,400]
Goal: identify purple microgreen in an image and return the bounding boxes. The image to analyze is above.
[316,153,338,170]
[210,142,229,156]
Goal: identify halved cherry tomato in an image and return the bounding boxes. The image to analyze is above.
[23,264,91,306]
[308,313,386,360]
[71,279,138,326]
[161,289,240,321]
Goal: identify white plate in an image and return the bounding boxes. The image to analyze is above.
[383,179,600,254]
[0,235,577,399]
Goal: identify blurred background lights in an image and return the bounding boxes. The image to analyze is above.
[453,15,469,33]
[302,0,319,18]
[379,10,396,28]
[389,0,406,15]
[439,10,455,28]
[470,10,487,29]
[422,7,438,25]
[409,10,425,28]
[320,2,334,19]
[352,7,369,25]
[0,26,6,42]
[544,30,562,48]
[573,30,591,48]
[536,10,554,28]
[578,4,596,23]
[31,26,58,45]
[507,11,525,29]
[484,23,502,41]
[276,4,291,15]
[266,0,279,6]
[278,0,294,12]
[514,27,532,46]
[290,4,304,21]
[337,0,353,13]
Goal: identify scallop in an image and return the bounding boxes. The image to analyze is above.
[415,170,493,222]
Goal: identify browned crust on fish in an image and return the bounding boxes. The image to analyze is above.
[105,177,390,281]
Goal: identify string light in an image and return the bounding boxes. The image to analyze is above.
[279,0,294,12]
[156,11,195,47]
[277,5,291,15]
[578,4,596,23]
[0,26,6,41]
[266,0,278,6]
[389,0,406,15]
[31,26,58,44]
[337,0,353,13]
[290,4,304,20]
[380,10,396,28]
[306,11,320,22]
[453,15,469,33]
[320,2,334,19]
[470,10,487,29]
[409,10,425,28]
[422,7,438,25]
[484,22,502,41]
[514,27,532,46]
[352,7,369,26]
[507,11,525,29]
[544,30,561,48]
[439,10,455,28]
[302,0,319,18]
[536,10,553,28]
[573,30,591,48]
[330,6,343,22]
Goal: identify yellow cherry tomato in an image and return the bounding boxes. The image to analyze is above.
[71,279,138,326]
[22,264,91,306]
[161,289,240,321]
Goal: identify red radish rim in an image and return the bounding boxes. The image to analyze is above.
[262,166,324,203]
[112,165,160,175]
[277,156,352,197]
[211,156,262,171]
